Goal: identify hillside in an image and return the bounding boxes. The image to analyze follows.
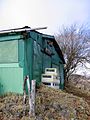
[0,84,90,120]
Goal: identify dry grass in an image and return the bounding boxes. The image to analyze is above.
[0,84,90,120]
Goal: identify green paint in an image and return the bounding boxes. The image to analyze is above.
[60,83,64,90]
[43,54,51,72]
[59,64,64,89]
[0,63,19,67]
[0,40,18,63]
[0,67,23,95]
[24,36,33,79]
[0,33,24,95]
[33,40,43,85]
[0,30,65,95]
[18,39,24,68]
[0,34,22,42]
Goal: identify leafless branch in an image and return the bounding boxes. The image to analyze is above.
[55,24,90,82]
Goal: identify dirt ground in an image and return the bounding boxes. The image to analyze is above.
[0,84,90,120]
[66,75,90,106]
[65,83,90,106]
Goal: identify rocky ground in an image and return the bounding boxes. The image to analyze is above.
[0,84,90,120]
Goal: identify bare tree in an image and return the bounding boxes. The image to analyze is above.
[55,24,90,84]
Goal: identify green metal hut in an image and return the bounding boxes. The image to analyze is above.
[0,27,65,95]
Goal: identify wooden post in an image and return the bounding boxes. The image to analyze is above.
[23,76,36,117]
[23,76,28,116]
[26,76,31,116]
[30,80,36,116]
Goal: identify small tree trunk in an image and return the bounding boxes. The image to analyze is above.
[64,71,69,87]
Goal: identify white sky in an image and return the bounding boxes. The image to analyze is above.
[75,63,90,77]
[0,0,90,35]
[0,0,90,75]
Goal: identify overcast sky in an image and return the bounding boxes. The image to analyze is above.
[0,0,90,35]
[0,0,90,76]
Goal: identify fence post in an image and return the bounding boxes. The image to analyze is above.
[26,76,31,116]
[30,80,36,116]
[23,77,36,117]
